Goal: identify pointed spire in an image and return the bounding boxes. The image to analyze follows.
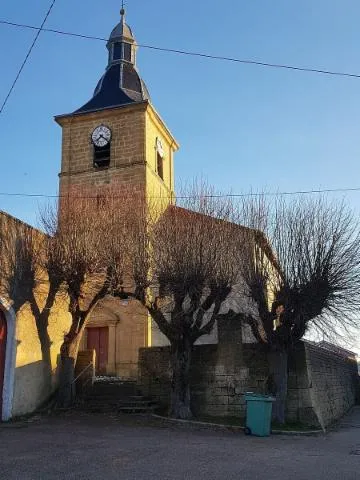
[74,2,150,114]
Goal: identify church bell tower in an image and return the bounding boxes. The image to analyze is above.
[55,7,179,201]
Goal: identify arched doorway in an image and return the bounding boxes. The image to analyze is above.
[0,310,7,417]
[82,296,150,379]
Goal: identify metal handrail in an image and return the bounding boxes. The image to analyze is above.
[72,362,93,385]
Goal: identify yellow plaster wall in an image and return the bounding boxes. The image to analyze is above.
[114,300,148,378]
[0,211,72,417]
[144,105,178,207]
[12,292,71,417]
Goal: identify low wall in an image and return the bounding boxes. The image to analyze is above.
[139,344,269,419]
[139,341,359,428]
[303,343,358,428]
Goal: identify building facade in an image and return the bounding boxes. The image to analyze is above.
[0,211,71,419]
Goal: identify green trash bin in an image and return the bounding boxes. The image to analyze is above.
[244,393,275,437]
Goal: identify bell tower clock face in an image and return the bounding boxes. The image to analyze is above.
[91,125,112,147]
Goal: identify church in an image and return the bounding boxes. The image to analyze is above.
[0,8,357,427]
[55,8,180,379]
[0,7,180,420]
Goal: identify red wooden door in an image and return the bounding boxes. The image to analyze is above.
[86,327,108,374]
[0,311,7,416]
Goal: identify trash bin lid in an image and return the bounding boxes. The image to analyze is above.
[244,392,275,402]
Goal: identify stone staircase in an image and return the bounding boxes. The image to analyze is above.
[77,377,159,414]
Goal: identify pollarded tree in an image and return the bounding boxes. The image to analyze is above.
[41,189,136,407]
[241,196,360,423]
[114,190,250,419]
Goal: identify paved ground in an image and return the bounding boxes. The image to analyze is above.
[0,408,360,480]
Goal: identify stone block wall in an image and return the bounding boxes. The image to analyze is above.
[304,343,358,428]
[138,340,359,428]
[138,344,269,419]
[58,103,147,196]
[57,102,178,205]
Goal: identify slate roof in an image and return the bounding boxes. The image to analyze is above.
[74,10,150,115]
[75,65,150,114]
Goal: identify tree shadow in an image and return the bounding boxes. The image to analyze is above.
[0,218,61,398]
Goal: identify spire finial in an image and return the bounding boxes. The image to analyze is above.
[120,1,125,17]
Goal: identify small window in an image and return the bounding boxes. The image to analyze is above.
[123,43,132,62]
[113,42,132,62]
[113,43,122,61]
[94,144,110,168]
[156,138,165,180]
[157,152,164,180]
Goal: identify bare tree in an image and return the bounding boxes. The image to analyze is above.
[112,189,249,419]
[241,196,360,423]
[41,189,136,407]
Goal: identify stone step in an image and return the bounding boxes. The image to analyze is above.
[83,392,138,400]
[82,398,154,406]
[79,402,158,414]
[117,405,158,413]
[118,400,155,407]
[90,383,137,391]
[85,391,140,399]
[94,376,136,382]
[76,379,158,414]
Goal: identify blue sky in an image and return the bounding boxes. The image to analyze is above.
[1,1,360,352]
[1,0,360,226]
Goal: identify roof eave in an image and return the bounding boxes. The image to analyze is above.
[54,100,149,125]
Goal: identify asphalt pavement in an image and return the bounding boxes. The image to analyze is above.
[0,407,359,479]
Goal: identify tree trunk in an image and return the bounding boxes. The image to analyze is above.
[57,356,75,408]
[57,332,83,408]
[56,314,91,408]
[267,348,288,424]
[169,337,193,419]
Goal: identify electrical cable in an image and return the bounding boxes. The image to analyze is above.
[0,3,57,114]
[1,186,360,200]
[1,19,360,80]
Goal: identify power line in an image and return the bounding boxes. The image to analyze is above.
[0,3,57,114]
[1,186,360,200]
[1,19,360,80]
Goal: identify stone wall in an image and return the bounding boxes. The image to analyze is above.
[139,343,268,419]
[57,104,147,196]
[301,343,358,428]
[57,102,178,204]
[139,336,359,428]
